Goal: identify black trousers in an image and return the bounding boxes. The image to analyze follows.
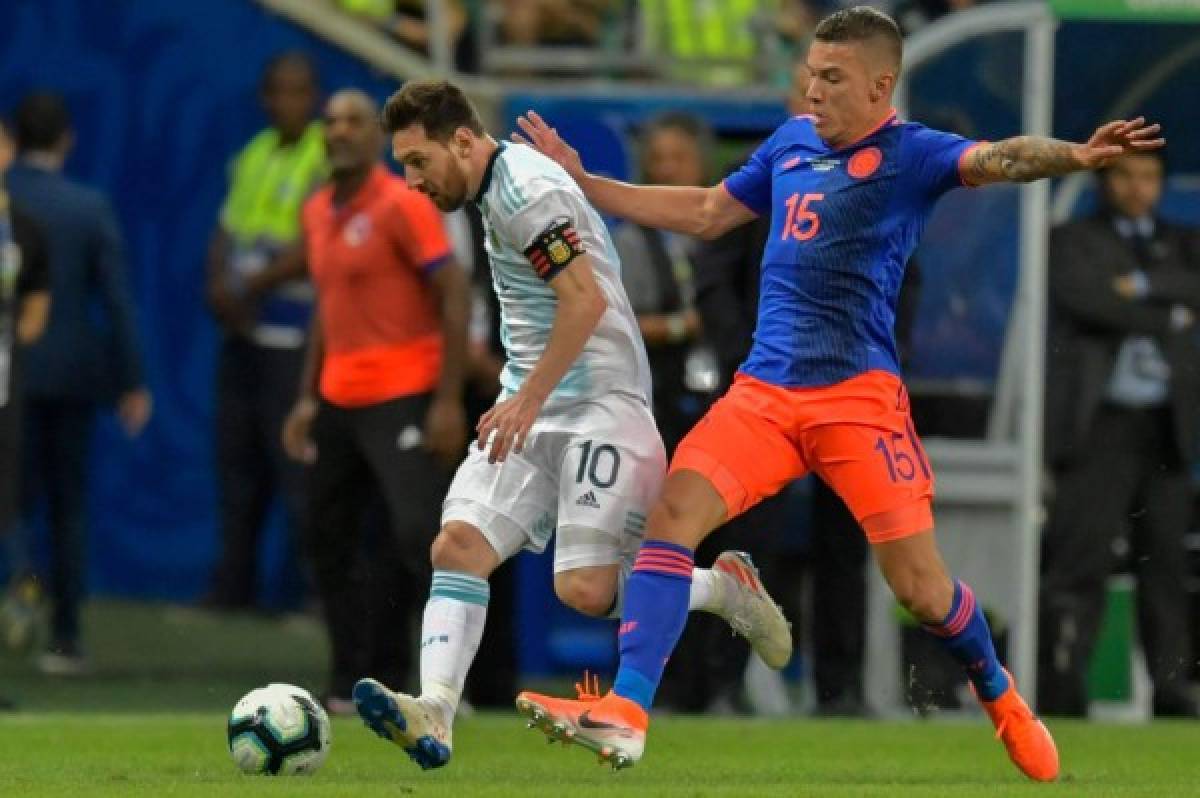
[809,479,868,708]
[0,395,22,535]
[1038,405,1194,715]
[20,398,95,647]
[208,338,307,608]
[307,394,444,698]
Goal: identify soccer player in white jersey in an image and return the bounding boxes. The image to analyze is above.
[349,80,792,770]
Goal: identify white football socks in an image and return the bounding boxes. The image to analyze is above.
[688,567,726,614]
[419,571,489,721]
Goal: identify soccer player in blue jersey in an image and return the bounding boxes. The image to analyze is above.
[512,6,1164,781]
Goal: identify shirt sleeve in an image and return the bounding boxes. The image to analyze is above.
[504,186,588,282]
[904,125,981,198]
[721,134,775,216]
[393,190,454,273]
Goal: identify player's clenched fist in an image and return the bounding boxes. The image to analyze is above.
[476,390,544,464]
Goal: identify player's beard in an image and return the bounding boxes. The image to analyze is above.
[430,168,468,212]
[430,189,464,212]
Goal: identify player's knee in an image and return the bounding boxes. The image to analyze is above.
[553,570,616,617]
[430,521,494,576]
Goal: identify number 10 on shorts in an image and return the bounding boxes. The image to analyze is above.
[576,440,620,489]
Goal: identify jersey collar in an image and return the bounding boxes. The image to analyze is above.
[474,140,506,203]
[829,108,899,151]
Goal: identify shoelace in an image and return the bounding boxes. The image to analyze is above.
[574,670,603,702]
[728,592,788,641]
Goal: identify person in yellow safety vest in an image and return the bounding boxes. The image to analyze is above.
[200,52,326,613]
[338,0,394,20]
[641,0,762,86]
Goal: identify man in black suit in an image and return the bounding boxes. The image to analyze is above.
[1039,150,1200,717]
[6,94,150,675]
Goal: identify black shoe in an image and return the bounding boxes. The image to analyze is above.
[1153,690,1200,718]
[37,640,91,677]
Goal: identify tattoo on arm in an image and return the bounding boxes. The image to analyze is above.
[965,136,1082,184]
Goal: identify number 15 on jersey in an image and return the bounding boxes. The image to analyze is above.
[781,193,824,242]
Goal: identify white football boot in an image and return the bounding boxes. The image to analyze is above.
[353,678,453,770]
[712,551,793,669]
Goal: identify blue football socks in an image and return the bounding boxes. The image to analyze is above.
[924,579,1010,701]
[611,541,694,711]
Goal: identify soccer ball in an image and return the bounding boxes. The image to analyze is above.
[227,683,331,775]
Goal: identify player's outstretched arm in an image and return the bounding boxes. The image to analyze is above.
[961,117,1164,186]
[512,111,755,239]
[475,255,607,464]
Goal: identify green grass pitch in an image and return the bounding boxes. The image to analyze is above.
[0,602,1196,796]
[2,713,1198,796]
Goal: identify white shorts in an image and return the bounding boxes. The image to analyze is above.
[442,392,665,574]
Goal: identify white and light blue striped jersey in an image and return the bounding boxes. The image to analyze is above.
[474,141,652,408]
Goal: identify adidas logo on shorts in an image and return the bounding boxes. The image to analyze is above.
[574,490,601,509]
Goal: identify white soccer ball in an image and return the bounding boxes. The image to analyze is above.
[227,683,331,775]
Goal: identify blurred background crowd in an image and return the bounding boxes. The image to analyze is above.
[0,0,1198,723]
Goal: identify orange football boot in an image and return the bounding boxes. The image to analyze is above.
[977,669,1059,782]
[516,672,648,769]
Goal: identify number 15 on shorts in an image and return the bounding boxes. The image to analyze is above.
[874,431,930,483]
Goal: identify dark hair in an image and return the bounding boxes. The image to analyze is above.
[643,112,713,149]
[814,6,903,68]
[13,92,71,152]
[1099,147,1167,181]
[640,112,714,177]
[260,51,319,92]
[381,80,484,141]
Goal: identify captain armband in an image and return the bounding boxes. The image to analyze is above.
[523,216,585,282]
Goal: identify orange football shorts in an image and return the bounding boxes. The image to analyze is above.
[670,370,934,543]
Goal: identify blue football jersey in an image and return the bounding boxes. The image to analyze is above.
[723,113,978,388]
